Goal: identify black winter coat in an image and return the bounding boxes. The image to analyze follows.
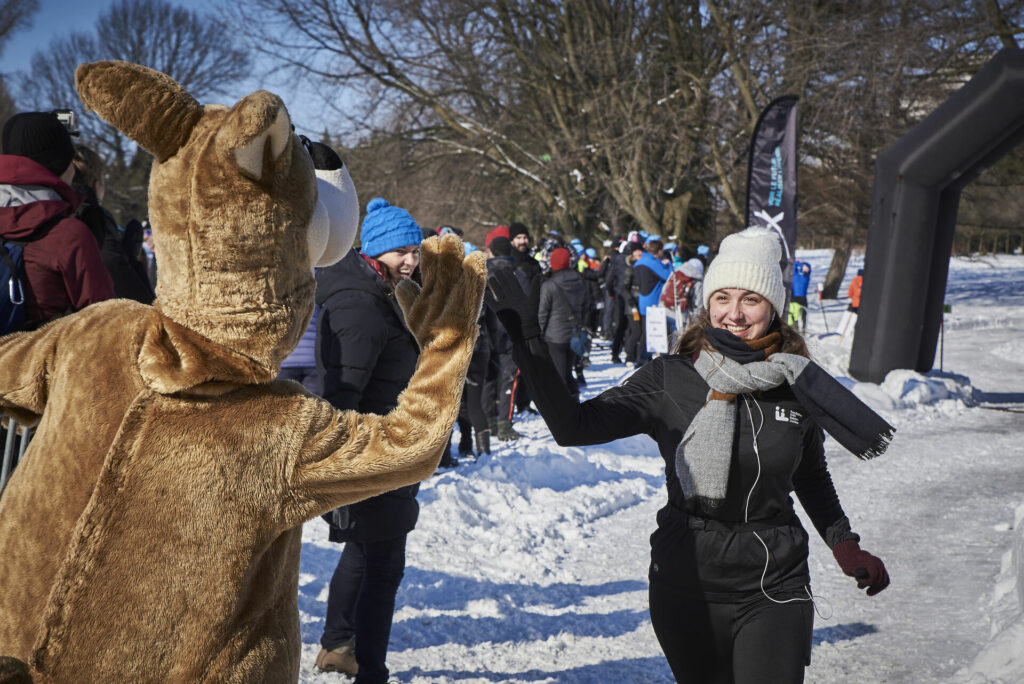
[538,269,590,344]
[608,252,630,297]
[511,337,859,601]
[75,190,155,305]
[513,248,542,283]
[315,249,420,542]
[485,256,517,357]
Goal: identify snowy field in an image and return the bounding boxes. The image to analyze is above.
[296,251,1024,684]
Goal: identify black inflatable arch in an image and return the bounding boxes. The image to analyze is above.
[850,48,1024,383]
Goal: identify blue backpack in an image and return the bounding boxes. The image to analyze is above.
[0,240,27,336]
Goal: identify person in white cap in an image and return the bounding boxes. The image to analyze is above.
[485,226,893,683]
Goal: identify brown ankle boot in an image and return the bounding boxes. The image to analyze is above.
[315,638,358,675]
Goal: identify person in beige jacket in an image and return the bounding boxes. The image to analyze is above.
[0,61,485,683]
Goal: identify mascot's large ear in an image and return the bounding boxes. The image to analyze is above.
[216,90,292,183]
[75,61,203,162]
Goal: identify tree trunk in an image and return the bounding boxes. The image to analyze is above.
[821,240,851,299]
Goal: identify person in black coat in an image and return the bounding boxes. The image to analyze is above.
[485,226,891,684]
[509,221,541,283]
[508,222,541,414]
[485,236,523,441]
[538,246,590,397]
[314,197,425,683]
[608,242,640,363]
[71,145,155,304]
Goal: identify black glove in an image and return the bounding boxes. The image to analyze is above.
[485,268,541,342]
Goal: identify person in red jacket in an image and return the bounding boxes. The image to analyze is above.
[1,112,114,328]
[847,268,864,312]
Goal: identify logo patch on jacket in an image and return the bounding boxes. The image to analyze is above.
[774,406,802,424]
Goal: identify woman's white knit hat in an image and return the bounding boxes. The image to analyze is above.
[702,227,786,316]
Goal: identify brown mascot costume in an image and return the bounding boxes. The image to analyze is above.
[0,61,485,682]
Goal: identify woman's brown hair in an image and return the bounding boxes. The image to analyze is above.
[672,308,810,358]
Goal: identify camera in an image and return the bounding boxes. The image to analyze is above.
[52,109,79,137]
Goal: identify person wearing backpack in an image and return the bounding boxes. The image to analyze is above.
[0,111,114,333]
[538,246,590,397]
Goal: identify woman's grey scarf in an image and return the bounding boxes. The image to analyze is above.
[675,327,894,511]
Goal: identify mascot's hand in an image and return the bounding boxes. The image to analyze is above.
[396,234,486,350]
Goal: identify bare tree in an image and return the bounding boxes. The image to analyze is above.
[17,0,250,222]
[0,0,39,134]
[704,0,1024,295]
[227,0,729,243]
[0,0,38,59]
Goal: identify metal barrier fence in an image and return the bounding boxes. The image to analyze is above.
[1,419,32,495]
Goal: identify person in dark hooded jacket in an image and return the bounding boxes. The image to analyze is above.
[313,197,424,684]
[71,144,155,304]
[538,246,590,397]
[485,236,523,441]
[0,112,114,328]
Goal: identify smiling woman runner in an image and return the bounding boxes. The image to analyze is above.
[485,226,894,683]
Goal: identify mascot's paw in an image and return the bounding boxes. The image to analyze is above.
[396,233,486,349]
[0,656,32,683]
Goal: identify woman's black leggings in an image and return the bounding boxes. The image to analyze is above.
[649,580,813,684]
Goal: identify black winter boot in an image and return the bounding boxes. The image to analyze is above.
[475,429,492,456]
[496,420,522,442]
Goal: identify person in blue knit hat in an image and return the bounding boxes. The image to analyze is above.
[313,196,428,680]
[358,196,423,283]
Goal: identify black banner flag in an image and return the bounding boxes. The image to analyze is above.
[745,94,799,296]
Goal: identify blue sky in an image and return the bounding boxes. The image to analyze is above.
[3,0,190,74]
[1,0,335,135]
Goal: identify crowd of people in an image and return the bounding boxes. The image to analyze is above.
[1,107,889,684]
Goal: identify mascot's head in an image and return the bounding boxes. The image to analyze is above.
[75,61,358,378]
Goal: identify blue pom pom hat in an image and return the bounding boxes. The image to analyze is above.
[359,197,423,257]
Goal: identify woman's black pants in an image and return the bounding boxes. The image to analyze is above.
[649,579,814,684]
[322,536,408,684]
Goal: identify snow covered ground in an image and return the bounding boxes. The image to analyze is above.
[296,251,1024,683]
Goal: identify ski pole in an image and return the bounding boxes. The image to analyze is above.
[816,283,830,333]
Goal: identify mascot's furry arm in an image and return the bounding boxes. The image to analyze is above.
[0,317,66,427]
[283,234,485,523]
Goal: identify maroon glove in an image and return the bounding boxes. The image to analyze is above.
[832,540,890,596]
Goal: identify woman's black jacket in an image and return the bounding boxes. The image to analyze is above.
[511,337,859,600]
[315,249,421,543]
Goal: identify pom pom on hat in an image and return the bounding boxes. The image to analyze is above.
[359,197,422,258]
[702,227,786,316]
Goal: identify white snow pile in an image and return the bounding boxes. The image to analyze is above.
[851,368,975,413]
[953,503,1024,684]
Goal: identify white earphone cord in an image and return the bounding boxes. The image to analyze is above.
[742,395,832,619]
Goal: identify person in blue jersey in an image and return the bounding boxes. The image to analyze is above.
[788,259,812,333]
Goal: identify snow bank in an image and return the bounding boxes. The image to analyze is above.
[954,503,1024,684]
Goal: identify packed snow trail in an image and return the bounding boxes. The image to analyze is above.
[296,252,1023,683]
